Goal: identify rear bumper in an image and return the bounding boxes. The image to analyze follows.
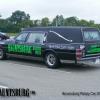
[61,56,100,64]
[77,56,100,64]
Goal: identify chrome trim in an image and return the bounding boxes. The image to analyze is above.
[85,53,100,57]
[79,56,100,61]
[6,53,43,61]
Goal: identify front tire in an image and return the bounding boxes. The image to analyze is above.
[45,52,59,69]
[0,49,6,60]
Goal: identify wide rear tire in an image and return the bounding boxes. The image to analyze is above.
[45,52,60,69]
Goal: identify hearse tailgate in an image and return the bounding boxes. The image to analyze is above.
[79,42,100,64]
[85,42,100,57]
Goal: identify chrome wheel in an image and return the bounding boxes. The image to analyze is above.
[47,54,56,66]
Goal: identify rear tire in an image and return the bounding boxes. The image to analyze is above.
[45,52,59,69]
[0,49,6,60]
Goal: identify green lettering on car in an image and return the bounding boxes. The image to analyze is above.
[8,44,42,55]
[33,46,41,55]
[87,45,100,54]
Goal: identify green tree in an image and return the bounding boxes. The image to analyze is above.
[78,19,89,26]
[0,12,100,33]
[0,19,9,32]
[33,20,41,26]
[64,16,79,26]
[41,17,50,26]
[8,10,33,32]
[52,15,64,26]
[9,10,30,24]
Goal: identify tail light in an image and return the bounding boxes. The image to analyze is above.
[76,49,83,60]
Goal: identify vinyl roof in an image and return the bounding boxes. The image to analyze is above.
[22,26,98,32]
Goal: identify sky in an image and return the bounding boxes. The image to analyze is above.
[0,0,100,23]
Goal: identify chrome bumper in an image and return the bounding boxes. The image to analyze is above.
[78,56,100,64]
[61,56,100,64]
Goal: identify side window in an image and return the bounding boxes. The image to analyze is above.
[83,31,100,41]
[27,32,45,44]
[16,33,28,42]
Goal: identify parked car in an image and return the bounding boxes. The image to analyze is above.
[0,32,9,40]
[0,27,100,68]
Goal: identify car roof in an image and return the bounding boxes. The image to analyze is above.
[22,27,99,43]
[22,26,98,33]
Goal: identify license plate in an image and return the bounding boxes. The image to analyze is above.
[95,58,100,64]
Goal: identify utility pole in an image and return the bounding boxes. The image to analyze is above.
[56,15,59,27]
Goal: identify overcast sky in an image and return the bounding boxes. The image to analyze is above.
[0,0,100,23]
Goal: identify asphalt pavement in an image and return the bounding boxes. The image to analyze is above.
[0,58,100,100]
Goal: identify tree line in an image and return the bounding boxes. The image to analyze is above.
[0,10,100,33]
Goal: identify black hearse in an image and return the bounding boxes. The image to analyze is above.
[0,27,100,68]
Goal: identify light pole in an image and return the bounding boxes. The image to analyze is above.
[56,16,59,27]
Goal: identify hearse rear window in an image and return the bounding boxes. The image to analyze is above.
[83,31,100,41]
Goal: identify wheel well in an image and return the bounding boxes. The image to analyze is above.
[43,50,59,59]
